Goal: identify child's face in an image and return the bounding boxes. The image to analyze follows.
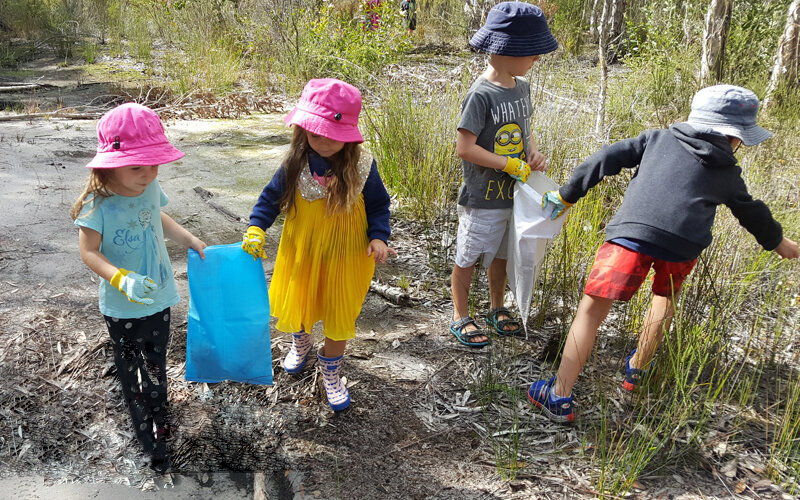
[108,165,159,197]
[494,54,541,77]
[306,130,345,158]
[511,54,541,76]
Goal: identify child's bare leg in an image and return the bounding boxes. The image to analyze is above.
[487,257,507,308]
[553,294,614,397]
[322,337,347,358]
[487,258,517,331]
[630,294,674,370]
[451,263,487,343]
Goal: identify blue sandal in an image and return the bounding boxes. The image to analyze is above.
[449,317,490,348]
[486,307,522,336]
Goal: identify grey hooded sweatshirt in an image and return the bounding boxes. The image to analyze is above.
[559,123,783,262]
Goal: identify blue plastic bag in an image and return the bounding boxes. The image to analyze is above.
[186,243,272,385]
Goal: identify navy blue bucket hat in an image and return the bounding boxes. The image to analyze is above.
[686,84,772,146]
[469,2,558,57]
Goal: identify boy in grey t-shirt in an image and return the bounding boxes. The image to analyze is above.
[450,2,557,347]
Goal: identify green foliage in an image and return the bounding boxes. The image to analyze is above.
[544,0,591,57]
[79,40,98,63]
[268,2,411,88]
[0,0,57,37]
[362,78,463,222]
[725,0,789,93]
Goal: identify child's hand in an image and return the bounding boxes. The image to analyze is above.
[541,190,573,220]
[242,225,268,260]
[527,149,547,172]
[190,237,207,260]
[110,268,157,305]
[367,239,397,264]
[502,157,531,183]
[774,237,799,259]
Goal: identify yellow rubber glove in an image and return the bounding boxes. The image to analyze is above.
[541,190,573,220]
[109,268,157,305]
[242,225,268,260]
[502,157,531,183]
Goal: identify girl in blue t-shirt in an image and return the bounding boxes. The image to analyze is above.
[70,103,206,473]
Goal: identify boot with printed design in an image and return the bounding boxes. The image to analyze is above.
[283,331,313,374]
[316,348,350,411]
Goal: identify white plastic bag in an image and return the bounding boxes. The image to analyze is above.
[506,171,567,336]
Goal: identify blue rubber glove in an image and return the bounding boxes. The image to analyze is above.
[242,225,268,260]
[541,190,573,220]
[502,157,531,183]
[109,268,157,305]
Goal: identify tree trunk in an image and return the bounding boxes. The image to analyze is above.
[764,0,800,107]
[596,0,609,136]
[589,0,600,41]
[700,0,734,84]
[607,0,626,61]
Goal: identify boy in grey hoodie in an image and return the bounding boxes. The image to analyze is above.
[527,84,799,423]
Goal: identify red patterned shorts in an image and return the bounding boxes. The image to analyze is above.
[584,242,697,301]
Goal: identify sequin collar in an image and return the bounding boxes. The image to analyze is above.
[297,151,373,202]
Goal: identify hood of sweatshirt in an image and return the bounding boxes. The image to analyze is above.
[670,122,738,168]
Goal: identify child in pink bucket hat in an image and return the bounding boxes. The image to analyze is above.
[243,78,396,412]
[71,102,207,472]
[86,102,186,169]
[283,78,365,143]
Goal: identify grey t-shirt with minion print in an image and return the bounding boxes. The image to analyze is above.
[457,75,532,209]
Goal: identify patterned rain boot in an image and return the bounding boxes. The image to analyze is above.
[316,348,351,411]
[283,331,313,374]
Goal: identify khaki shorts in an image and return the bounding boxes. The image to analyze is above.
[454,205,512,268]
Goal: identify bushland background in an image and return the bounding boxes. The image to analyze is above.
[1,0,799,498]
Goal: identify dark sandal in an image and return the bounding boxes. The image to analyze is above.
[486,307,522,336]
[449,317,490,348]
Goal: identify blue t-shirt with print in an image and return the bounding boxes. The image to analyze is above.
[75,179,179,318]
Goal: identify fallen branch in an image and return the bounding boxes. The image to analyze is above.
[0,110,101,121]
[0,84,52,93]
[193,186,248,225]
[369,281,413,306]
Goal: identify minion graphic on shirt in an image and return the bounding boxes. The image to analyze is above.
[494,123,526,161]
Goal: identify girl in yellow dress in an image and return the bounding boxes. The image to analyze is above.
[242,78,396,411]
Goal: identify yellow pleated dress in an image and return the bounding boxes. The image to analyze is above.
[269,153,376,341]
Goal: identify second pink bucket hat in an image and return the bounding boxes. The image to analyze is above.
[284,79,364,143]
[86,102,185,169]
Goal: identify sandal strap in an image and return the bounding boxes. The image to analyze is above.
[450,316,478,331]
[495,318,519,329]
[487,307,512,318]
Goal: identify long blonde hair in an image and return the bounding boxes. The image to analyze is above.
[69,169,114,220]
[280,126,363,215]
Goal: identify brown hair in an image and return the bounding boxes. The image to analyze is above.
[69,169,114,221]
[280,127,363,215]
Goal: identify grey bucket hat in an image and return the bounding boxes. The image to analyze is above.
[686,84,772,146]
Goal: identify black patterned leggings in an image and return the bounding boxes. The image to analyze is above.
[104,308,170,458]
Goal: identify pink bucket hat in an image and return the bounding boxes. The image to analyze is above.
[86,102,185,169]
[284,78,364,143]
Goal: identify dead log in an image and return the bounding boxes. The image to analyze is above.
[0,111,100,121]
[370,281,413,306]
[193,186,248,225]
[0,84,50,93]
